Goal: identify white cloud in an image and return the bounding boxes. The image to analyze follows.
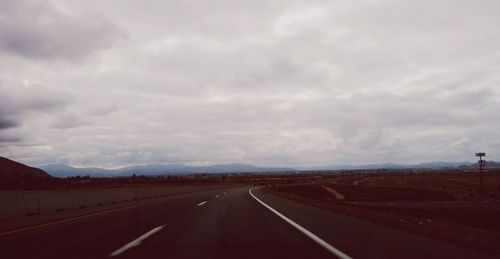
[1,0,499,167]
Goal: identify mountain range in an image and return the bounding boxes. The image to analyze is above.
[297,161,479,171]
[1,156,497,189]
[40,163,294,178]
[39,160,500,178]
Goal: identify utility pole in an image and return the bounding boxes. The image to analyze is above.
[475,152,486,192]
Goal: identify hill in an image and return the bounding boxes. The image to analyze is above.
[0,156,52,188]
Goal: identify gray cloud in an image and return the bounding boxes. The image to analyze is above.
[1,0,499,167]
[0,134,22,143]
[0,0,122,61]
[0,117,19,130]
[0,81,69,147]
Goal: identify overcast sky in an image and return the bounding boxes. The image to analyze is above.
[0,0,499,168]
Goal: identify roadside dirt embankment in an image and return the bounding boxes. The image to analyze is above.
[266,179,500,257]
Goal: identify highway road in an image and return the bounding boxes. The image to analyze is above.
[0,186,495,259]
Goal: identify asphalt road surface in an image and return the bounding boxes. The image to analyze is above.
[0,187,495,259]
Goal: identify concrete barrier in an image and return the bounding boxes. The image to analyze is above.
[0,185,221,221]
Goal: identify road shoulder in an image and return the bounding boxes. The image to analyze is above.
[252,187,495,259]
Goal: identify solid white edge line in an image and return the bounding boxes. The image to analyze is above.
[249,187,352,259]
[197,201,207,206]
[109,225,165,257]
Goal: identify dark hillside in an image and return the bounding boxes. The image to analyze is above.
[0,156,52,188]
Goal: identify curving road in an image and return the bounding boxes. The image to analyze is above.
[0,187,494,259]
